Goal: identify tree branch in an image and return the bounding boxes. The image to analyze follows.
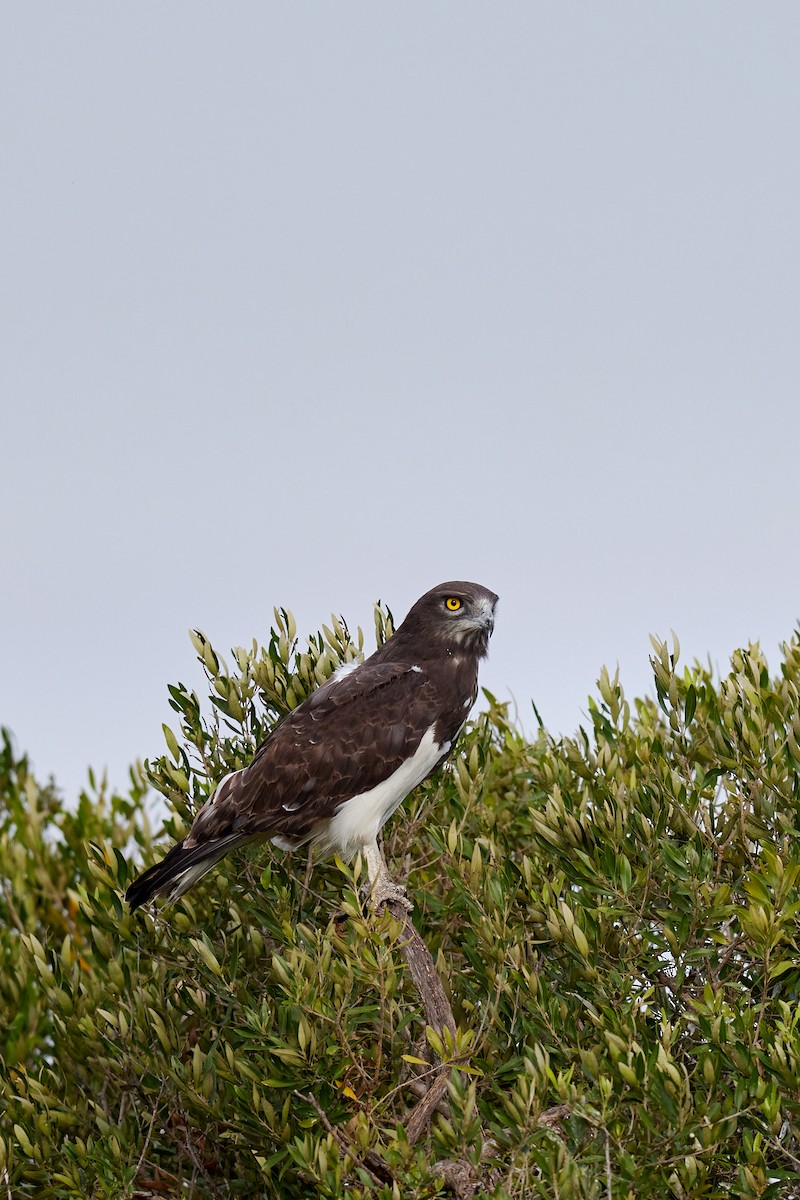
[385,899,461,1147]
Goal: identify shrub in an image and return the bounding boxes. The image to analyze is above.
[2,609,800,1198]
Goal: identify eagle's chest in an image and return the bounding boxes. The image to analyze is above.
[318,725,446,857]
[431,655,480,746]
[306,653,480,860]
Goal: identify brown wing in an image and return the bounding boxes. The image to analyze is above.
[184,660,447,848]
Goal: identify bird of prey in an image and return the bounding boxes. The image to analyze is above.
[126,581,497,912]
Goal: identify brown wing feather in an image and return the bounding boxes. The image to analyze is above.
[184,660,447,849]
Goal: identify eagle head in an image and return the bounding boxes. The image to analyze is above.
[396,581,498,659]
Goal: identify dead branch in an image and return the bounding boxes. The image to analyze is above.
[384,898,468,1152]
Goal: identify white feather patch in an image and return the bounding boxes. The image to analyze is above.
[210,768,243,803]
[330,661,360,682]
[313,725,446,859]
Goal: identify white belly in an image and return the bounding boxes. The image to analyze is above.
[313,724,447,859]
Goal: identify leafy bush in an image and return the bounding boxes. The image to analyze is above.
[2,608,800,1198]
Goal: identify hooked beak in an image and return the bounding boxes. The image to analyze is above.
[473,596,497,635]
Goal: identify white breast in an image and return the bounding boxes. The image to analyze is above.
[313,724,447,859]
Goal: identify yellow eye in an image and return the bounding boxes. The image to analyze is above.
[445,597,462,612]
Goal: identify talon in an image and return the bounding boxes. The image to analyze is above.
[370,878,413,913]
[356,878,413,912]
[357,843,413,912]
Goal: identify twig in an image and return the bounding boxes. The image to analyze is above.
[294,1090,392,1186]
[133,1080,166,1186]
[300,844,314,905]
[605,1129,612,1200]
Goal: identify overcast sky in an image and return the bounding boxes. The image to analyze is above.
[2,5,799,804]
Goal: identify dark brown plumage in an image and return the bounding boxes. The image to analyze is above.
[126,581,497,911]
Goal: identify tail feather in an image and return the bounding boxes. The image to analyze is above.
[126,834,246,911]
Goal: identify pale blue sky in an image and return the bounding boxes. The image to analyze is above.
[2,5,799,802]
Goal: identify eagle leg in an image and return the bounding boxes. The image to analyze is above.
[361,841,413,912]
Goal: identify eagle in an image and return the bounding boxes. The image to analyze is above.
[126,581,497,912]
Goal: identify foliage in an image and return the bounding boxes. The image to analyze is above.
[2,608,800,1198]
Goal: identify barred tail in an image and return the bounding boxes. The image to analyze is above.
[125,834,246,911]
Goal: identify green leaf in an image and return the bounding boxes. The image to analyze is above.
[619,853,632,894]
